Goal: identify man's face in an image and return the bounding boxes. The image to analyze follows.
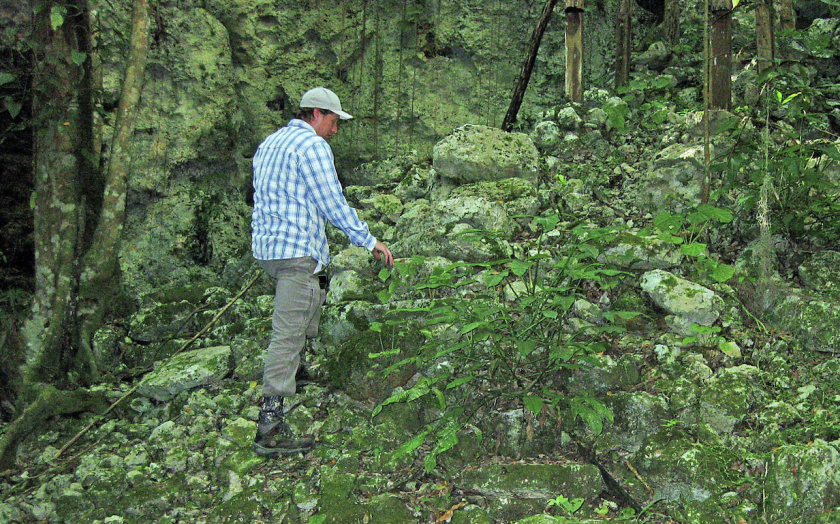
[311,109,340,140]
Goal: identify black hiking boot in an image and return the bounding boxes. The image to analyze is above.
[253,396,315,457]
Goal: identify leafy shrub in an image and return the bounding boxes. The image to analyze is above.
[370,215,642,471]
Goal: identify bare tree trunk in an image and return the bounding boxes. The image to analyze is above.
[77,0,151,379]
[565,0,584,103]
[756,0,775,72]
[709,0,732,110]
[615,0,632,89]
[502,0,560,131]
[663,0,682,45]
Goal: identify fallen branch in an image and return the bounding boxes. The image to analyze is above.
[54,270,263,460]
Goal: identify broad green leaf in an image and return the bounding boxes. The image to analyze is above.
[376,289,392,303]
[697,204,734,223]
[797,384,816,400]
[394,428,430,457]
[368,349,400,359]
[460,321,487,335]
[50,6,65,30]
[378,267,391,281]
[517,340,536,357]
[653,211,683,233]
[681,242,707,257]
[711,262,735,283]
[543,310,558,319]
[0,72,16,86]
[523,394,543,416]
[509,259,533,277]
[534,214,560,231]
[70,51,87,66]
[687,211,711,226]
[4,97,22,119]
[433,388,446,410]
[782,92,801,105]
[719,341,741,358]
[485,269,508,287]
[369,322,383,333]
[577,407,603,435]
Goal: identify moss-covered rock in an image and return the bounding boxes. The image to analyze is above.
[640,270,723,335]
[798,250,840,299]
[600,231,682,270]
[137,346,232,401]
[764,441,840,521]
[595,391,670,453]
[636,143,708,214]
[459,463,603,501]
[433,125,539,186]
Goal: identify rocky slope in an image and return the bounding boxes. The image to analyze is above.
[3,1,840,523]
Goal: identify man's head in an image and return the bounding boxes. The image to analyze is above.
[298,87,352,140]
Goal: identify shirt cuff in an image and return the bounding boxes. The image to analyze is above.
[364,235,377,251]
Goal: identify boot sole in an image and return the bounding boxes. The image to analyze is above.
[253,442,314,457]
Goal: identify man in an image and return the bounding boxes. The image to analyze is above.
[251,87,394,457]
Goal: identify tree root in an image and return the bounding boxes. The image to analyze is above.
[0,384,108,472]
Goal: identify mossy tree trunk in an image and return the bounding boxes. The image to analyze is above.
[755,0,775,72]
[1,0,151,470]
[778,0,795,31]
[25,0,97,390]
[615,0,633,89]
[77,0,151,380]
[663,0,681,45]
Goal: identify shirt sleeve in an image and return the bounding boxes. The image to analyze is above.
[299,139,378,251]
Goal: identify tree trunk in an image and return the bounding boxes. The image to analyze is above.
[501,0,560,131]
[2,0,151,470]
[755,0,775,72]
[0,385,106,471]
[24,0,94,389]
[778,0,795,31]
[565,0,584,103]
[77,0,151,379]
[709,0,732,110]
[663,0,681,45]
[615,0,632,89]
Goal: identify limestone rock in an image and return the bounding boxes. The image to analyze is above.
[433,125,539,186]
[138,346,232,401]
[599,232,682,270]
[636,143,708,214]
[640,270,722,335]
[765,442,840,521]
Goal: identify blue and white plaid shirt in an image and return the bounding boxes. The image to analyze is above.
[251,119,376,267]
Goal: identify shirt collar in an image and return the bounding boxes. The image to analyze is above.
[289,118,315,133]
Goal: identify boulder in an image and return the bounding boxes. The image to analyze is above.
[640,270,723,335]
[798,250,840,299]
[433,125,539,186]
[764,442,840,521]
[138,345,232,401]
[636,143,708,214]
[599,231,682,270]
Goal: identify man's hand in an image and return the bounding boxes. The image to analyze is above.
[372,241,394,267]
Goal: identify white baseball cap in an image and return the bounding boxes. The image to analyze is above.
[299,87,353,120]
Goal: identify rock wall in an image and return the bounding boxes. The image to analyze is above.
[93,0,631,298]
